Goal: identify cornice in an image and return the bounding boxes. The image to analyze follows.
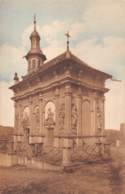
[12,76,108,101]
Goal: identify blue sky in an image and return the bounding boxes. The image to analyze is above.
[0,0,125,129]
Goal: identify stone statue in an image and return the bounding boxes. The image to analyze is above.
[72,105,78,131]
[22,112,30,128]
[59,103,65,130]
[45,107,55,128]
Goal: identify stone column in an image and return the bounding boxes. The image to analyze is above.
[62,85,72,166]
[64,84,72,134]
[54,88,60,148]
[62,138,73,167]
[14,102,19,133]
[76,88,82,146]
[39,94,43,135]
[91,97,96,135]
[13,102,18,151]
[18,103,23,135]
[102,96,105,132]
[55,88,60,135]
[29,97,33,136]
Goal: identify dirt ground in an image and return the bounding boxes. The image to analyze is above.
[0,146,125,194]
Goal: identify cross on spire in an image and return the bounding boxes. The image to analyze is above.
[65,31,71,51]
[33,14,36,31]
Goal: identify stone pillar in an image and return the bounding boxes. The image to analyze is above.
[91,97,96,135]
[14,103,17,131]
[62,85,72,166]
[55,88,60,135]
[64,85,72,134]
[102,96,105,132]
[13,102,18,151]
[29,97,33,136]
[18,103,23,135]
[76,88,82,146]
[39,94,43,135]
[62,138,72,167]
[95,95,104,135]
[42,108,46,136]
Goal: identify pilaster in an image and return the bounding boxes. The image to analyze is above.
[64,84,72,134]
[29,97,33,135]
[76,88,82,136]
[91,95,96,135]
[39,93,43,135]
[55,88,60,135]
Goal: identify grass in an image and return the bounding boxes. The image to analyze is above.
[0,146,125,194]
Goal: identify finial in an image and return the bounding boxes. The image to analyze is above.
[33,14,36,31]
[14,72,19,83]
[65,31,71,52]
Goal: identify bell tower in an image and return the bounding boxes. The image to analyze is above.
[25,15,46,74]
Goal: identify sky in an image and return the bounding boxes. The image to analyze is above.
[0,0,125,129]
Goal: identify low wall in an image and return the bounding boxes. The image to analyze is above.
[26,158,62,171]
[0,153,62,171]
[0,153,17,167]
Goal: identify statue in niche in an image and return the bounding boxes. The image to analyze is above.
[72,104,78,133]
[45,107,55,128]
[22,112,30,128]
[58,103,65,130]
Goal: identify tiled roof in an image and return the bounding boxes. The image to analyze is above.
[10,50,112,89]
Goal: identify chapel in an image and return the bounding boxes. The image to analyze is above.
[10,17,112,154]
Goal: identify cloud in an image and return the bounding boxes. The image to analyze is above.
[73,36,125,79]
[0,44,26,81]
[22,20,125,80]
[0,81,14,126]
[105,81,125,129]
[83,0,125,36]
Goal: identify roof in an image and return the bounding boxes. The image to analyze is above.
[30,30,40,40]
[10,50,112,89]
